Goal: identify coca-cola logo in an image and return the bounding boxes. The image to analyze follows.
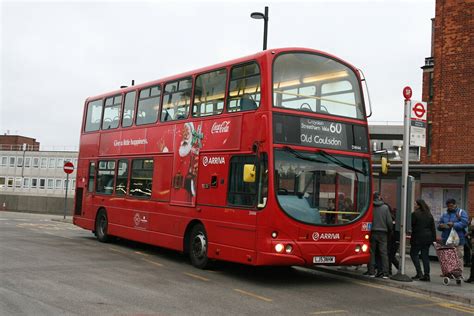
[211,121,230,134]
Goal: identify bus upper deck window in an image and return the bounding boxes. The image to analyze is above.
[161,78,192,122]
[84,100,103,132]
[227,62,261,113]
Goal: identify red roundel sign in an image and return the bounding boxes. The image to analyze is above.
[412,102,426,119]
[63,161,74,174]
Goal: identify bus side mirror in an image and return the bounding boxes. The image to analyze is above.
[243,164,256,183]
[381,157,390,175]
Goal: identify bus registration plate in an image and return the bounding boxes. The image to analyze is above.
[313,256,335,264]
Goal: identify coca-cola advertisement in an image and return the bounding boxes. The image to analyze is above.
[171,122,203,205]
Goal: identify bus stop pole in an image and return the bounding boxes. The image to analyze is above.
[392,99,412,282]
[64,173,69,220]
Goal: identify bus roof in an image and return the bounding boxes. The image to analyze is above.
[85,47,357,102]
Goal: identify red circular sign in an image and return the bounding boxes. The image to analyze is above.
[412,102,426,118]
[403,86,412,100]
[63,161,74,174]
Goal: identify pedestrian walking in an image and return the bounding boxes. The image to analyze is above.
[437,199,469,260]
[410,199,436,281]
[368,192,393,279]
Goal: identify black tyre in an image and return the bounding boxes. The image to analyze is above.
[95,209,110,243]
[189,224,209,269]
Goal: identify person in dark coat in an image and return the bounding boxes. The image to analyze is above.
[410,199,436,281]
[368,192,393,279]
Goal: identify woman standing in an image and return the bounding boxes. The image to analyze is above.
[410,199,436,281]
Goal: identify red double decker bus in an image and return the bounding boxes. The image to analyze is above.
[73,47,373,268]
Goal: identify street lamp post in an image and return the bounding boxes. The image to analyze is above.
[250,6,269,50]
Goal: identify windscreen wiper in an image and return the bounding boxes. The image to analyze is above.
[283,146,365,175]
[317,149,366,175]
[282,146,326,164]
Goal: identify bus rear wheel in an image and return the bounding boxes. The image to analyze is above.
[95,209,110,243]
[189,224,209,269]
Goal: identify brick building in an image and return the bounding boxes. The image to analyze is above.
[420,0,474,214]
[0,135,40,151]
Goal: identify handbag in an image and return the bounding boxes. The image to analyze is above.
[446,227,460,246]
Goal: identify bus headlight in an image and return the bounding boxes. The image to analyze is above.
[275,243,284,253]
[362,244,369,252]
[285,244,293,254]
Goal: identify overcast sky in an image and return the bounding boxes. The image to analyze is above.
[0,0,434,149]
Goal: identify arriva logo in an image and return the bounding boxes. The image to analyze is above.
[202,156,225,167]
[312,232,340,241]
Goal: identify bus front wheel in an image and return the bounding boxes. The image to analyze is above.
[189,224,209,269]
[95,209,110,243]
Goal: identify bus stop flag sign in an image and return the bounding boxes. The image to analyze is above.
[409,101,427,147]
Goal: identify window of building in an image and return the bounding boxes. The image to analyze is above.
[49,158,56,168]
[161,78,192,122]
[24,157,31,168]
[96,160,115,194]
[0,177,5,188]
[429,72,434,101]
[122,91,136,128]
[129,159,153,198]
[227,156,258,207]
[23,178,30,188]
[7,178,14,188]
[39,178,46,189]
[88,162,95,193]
[115,159,128,196]
[192,69,227,117]
[136,86,161,125]
[47,179,54,189]
[32,157,39,168]
[31,178,38,188]
[41,158,47,168]
[15,177,22,188]
[55,179,63,190]
[71,179,76,190]
[227,62,261,112]
[1,157,7,167]
[102,95,122,130]
[57,158,64,169]
[84,99,103,132]
[9,157,15,167]
[17,157,23,167]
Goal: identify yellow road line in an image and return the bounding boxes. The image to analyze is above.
[354,281,437,302]
[108,247,128,255]
[438,303,474,315]
[234,288,272,302]
[134,251,149,257]
[183,272,210,282]
[142,258,164,267]
[354,280,474,314]
[311,310,347,315]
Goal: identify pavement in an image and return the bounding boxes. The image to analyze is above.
[316,256,474,306]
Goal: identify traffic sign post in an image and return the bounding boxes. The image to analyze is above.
[63,162,74,220]
[392,87,413,283]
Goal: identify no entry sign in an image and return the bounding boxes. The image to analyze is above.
[63,161,74,174]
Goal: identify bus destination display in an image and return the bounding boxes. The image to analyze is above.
[273,114,368,152]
